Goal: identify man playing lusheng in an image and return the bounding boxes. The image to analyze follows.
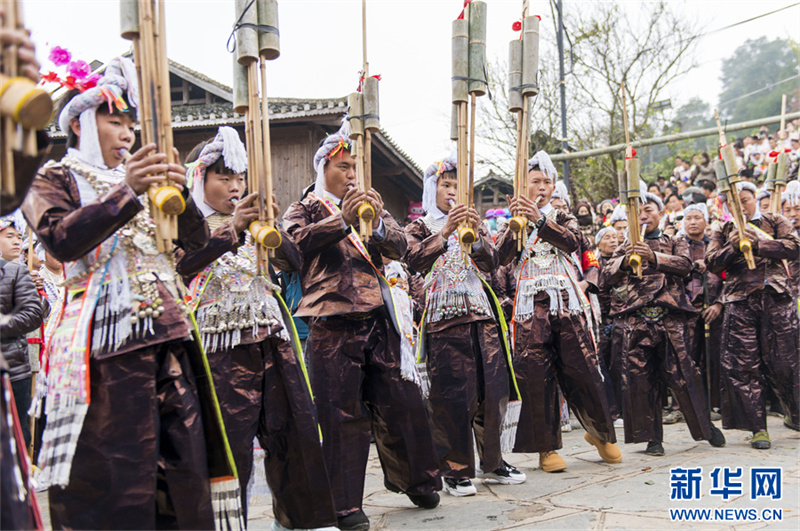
[177,127,337,529]
[282,122,441,531]
[680,203,723,416]
[21,58,238,529]
[706,181,800,449]
[497,151,621,473]
[404,156,524,497]
[601,186,726,456]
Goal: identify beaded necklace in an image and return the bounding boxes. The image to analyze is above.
[421,214,492,324]
[60,155,187,348]
[191,213,286,352]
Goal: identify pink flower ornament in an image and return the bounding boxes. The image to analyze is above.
[48,46,72,67]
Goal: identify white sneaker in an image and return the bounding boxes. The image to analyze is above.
[443,477,477,496]
[481,461,526,485]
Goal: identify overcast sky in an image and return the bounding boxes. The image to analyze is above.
[22,0,800,171]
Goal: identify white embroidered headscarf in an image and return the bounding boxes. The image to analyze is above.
[527,150,559,182]
[552,181,571,207]
[783,180,800,206]
[58,57,139,169]
[683,202,709,222]
[312,118,351,199]
[422,154,457,220]
[594,226,616,246]
[609,204,627,224]
[185,126,248,217]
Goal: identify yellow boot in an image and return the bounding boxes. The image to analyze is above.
[584,432,623,464]
[539,451,567,473]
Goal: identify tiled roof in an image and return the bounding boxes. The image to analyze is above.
[374,129,423,179]
[475,170,512,187]
[44,57,421,179]
[168,98,349,130]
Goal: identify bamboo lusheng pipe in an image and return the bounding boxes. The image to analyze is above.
[232,61,249,115]
[362,72,379,193]
[508,97,529,252]
[780,94,787,133]
[345,92,375,241]
[452,19,469,104]
[456,100,476,250]
[765,162,777,192]
[715,108,755,269]
[256,0,280,60]
[235,0,259,65]
[508,39,523,113]
[509,1,535,252]
[625,157,643,277]
[229,0,283,275]
[0,74,53,129]
[2,0,51,196]
[713,157,753,268]
[617,169,627,204]
[338,0,377,242]
[770,152,789,214]
[521,15,540,97]
[254,59,281,250]
[451,17,469,248]
[450,103,458,141]
[770,96,789,214]
[467,1,487,97]
[121,0,185,253]
[621,82,642,277]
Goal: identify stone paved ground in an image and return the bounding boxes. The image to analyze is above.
[37,416,799,530]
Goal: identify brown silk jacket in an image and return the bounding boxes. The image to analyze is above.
[175,221,301,278]
[683,235,723,310]
[21,163,210,357]
[282,195,406,318]
[600,231,695,316]
[705,213,800,303]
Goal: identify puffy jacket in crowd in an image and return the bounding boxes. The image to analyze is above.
[0,259,45,382]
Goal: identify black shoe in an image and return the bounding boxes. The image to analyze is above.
[407,491,441,509]
[645,441,665,456]
[481,461,526,485]
[708,426,726,448]
[384,479,441,509]
[337,510,370,531]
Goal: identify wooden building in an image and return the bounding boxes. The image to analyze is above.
[46,59,423,220]
[474,170,512,217]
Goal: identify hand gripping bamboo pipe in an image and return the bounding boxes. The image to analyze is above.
[120,0,185,253]
[620,82,643,277]
[1,0,53,196]
[345,0,379,243]
[507,3,540,251]
[232,0,282,274]
[715,109,755,269]
[451,1,489,255]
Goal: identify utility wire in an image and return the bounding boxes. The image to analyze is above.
[719,73,800,106]
[699,2,800,39]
